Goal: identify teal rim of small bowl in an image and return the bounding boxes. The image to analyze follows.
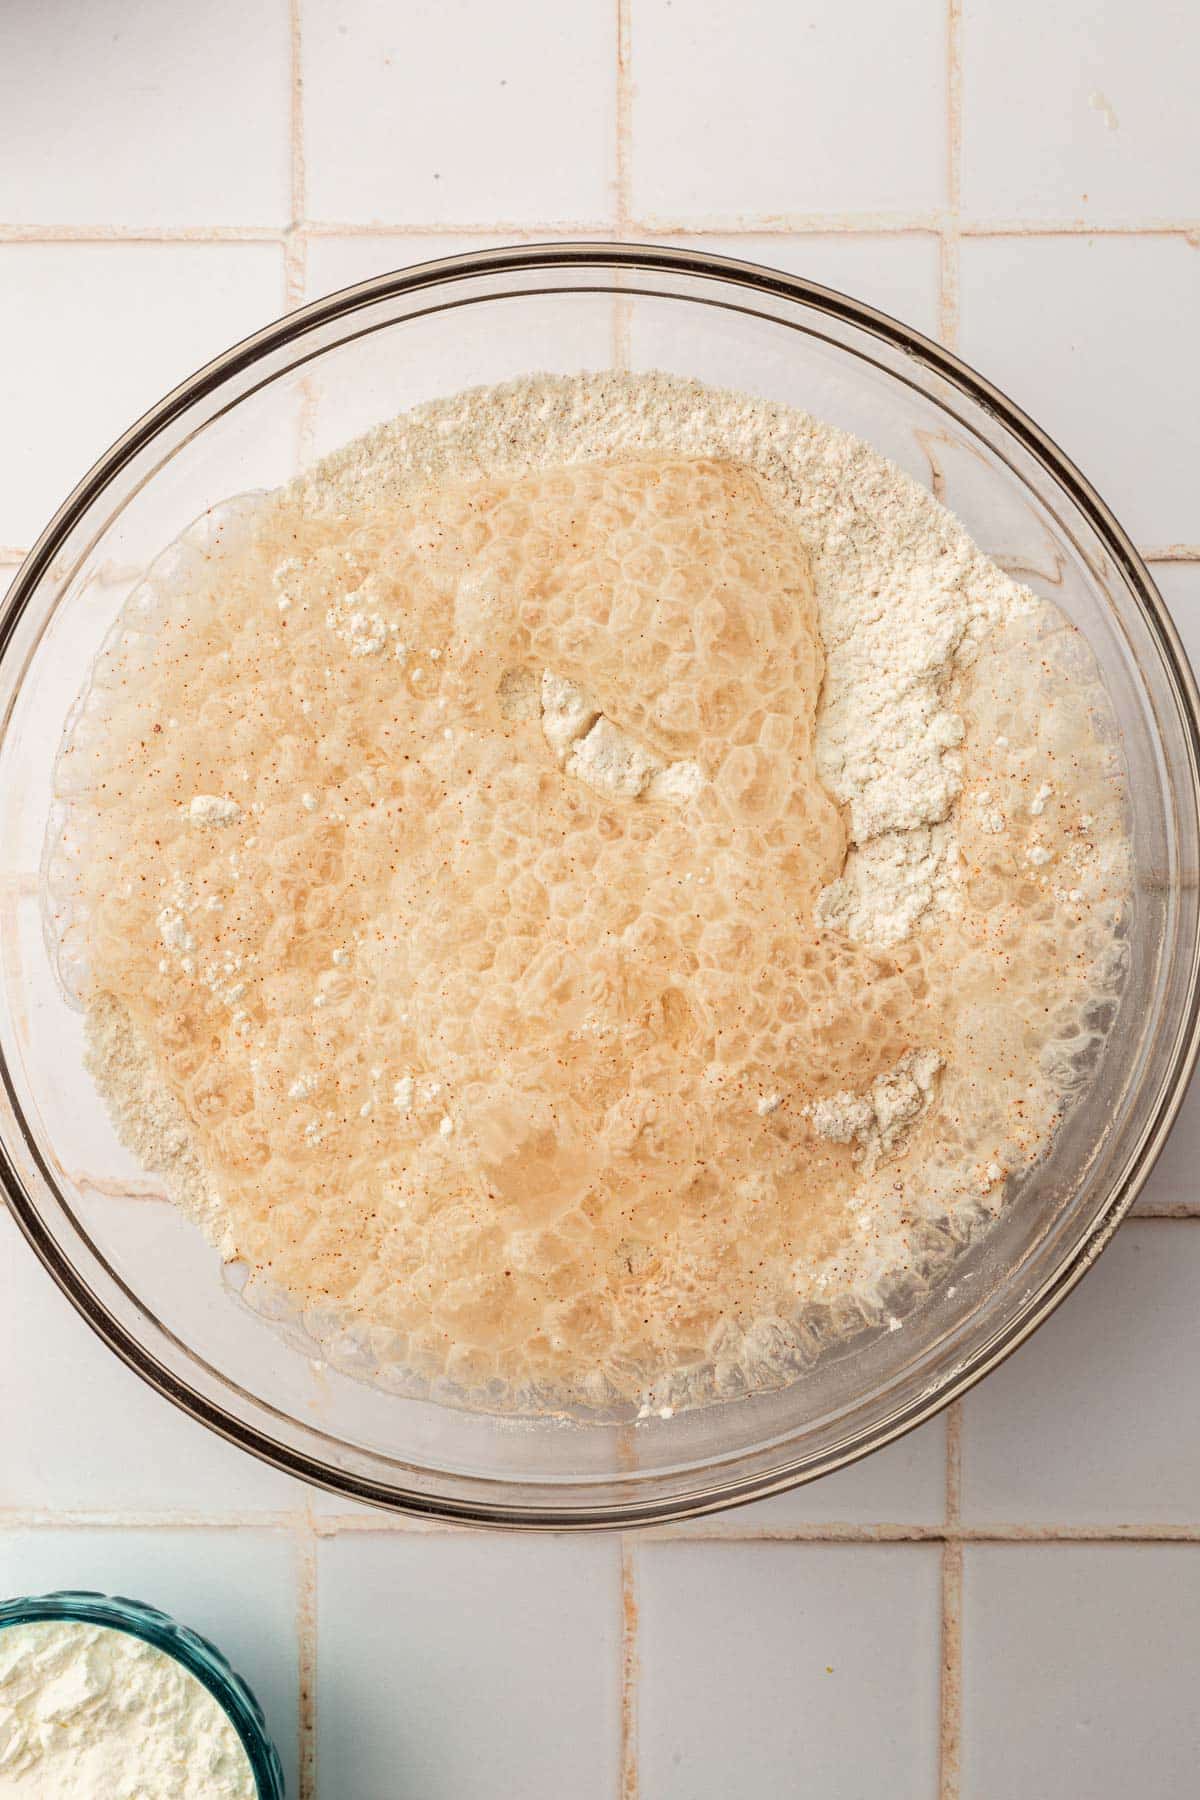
[0,1589,286,1798]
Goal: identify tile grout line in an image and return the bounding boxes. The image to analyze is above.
[619,1536,639,1800]
[639,216,1200,238]
[6,1504,1200,1540]
[636,215,949,236]
[611,0,633,368]
[939,1543,964,1799]
[294,1516,1200,1543]
[285,0,318,452]
[284,0,308,309]
[638,1521,1200,1542]
[959,218,1200,238]
[939,0,963,350]
[4,219,1200,246]
[0,224,288,244]
[0,1511,301,1529]
[296,1497,318,1800]
[939,1403,964,1798]
[615,0,632,234]
[615,1424,639,1798]
[302,217,615,237]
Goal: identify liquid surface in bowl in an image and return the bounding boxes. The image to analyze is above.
[46,373,1130,1412]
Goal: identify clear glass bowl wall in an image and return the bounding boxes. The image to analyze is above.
[1,246,1197,1525]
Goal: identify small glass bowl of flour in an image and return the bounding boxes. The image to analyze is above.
[0,1590,284,1799]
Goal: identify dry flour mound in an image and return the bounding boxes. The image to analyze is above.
[0,1619,255,1799]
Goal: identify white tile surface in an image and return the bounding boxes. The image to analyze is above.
[962,0,1200,224]
[637,1543,942,1799]
[303,0,616,225]
[632,0,947,221]
[0,243,283,548]
[0,0,290,227]
[962,1545,1200,1799]
[317,1533,621,1800]
[0,1211,303,1514]
[962,1223,1200,1522]
[0,1528,300,1796]
[649,233,944,339]
[304,233,518,301]
[958,235,1200,548]
[734,1415,947,1527]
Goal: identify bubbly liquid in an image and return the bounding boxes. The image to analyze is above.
[53,454,1126,1407]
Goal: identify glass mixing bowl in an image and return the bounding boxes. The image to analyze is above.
[1,244,1197,1526]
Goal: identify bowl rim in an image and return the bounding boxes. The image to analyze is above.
[3,239,1199,1528]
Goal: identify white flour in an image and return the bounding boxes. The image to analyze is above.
[0,1620,256,1799]
[806,1047,944,1168]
